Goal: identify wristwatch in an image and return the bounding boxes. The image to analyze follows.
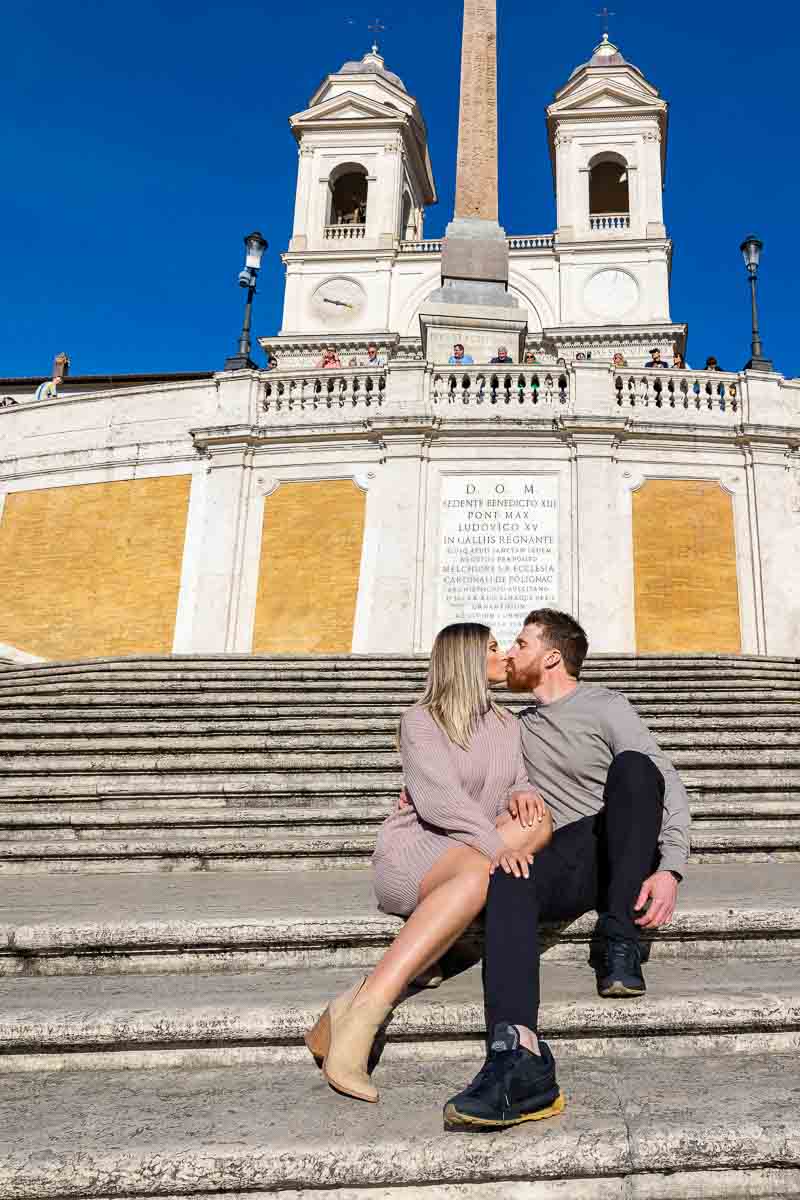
[668,870,683,884]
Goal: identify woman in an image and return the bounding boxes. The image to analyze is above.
[612,351,628,370]
[305,623,553,1103]
[524,350,538,366]
[672,352,688,369]
[318,346,342,369]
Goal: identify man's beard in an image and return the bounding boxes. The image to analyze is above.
[506,662,541,693]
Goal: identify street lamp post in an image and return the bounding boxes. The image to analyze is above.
[740,234,773,373]
[224,231,268,370]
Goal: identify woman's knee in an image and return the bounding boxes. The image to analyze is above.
[461,856,492,903]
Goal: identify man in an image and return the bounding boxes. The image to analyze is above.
[645,348,664,368]
[444,608,690,1132]
[366,342,386,367]
[34,374,62,403]
[448,343,474,365]
[490,346,512,364]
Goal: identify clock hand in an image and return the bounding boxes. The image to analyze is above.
[323,298,354,309]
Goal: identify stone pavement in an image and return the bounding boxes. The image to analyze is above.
[1,1053,799,1198]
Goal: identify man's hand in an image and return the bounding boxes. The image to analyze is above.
[634,870,679,928]
[509,788,547,828]
[398,787,411,810]
[490,847,535,879]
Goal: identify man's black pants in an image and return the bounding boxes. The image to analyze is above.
[483,750,665,1034]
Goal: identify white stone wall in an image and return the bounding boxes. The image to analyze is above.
[4,363,799,657]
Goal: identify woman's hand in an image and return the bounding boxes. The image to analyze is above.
[509,788,547,828]
[491,847,535,879]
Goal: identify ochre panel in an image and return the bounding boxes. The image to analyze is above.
[253,480,366,654]
[633,480,741,653]
[0,477,191,659]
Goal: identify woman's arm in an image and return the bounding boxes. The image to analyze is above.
[400,710,505,861]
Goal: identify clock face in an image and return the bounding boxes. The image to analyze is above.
[583,269,639,319]
[311,277,366,323]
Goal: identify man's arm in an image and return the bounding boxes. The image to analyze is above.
[604,692,691,879]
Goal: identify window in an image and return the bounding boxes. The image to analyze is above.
[589,160,629,214]
[400,192,416,240]
[329,165,368,226]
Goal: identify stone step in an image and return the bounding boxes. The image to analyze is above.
[2,729,799,755]
[1,958,798,1072]
[0,768,797,803]
[1,1051,798,1198]
[24,672,785,693]
[4,713,800,737]
[0,654,795,680]
[0,822,797,873]
[3,746,800,775]
[2,795,797,828]
[0,864,796,976]
[2,691,799,715]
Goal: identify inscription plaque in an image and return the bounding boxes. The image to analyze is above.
[437,475,559,647]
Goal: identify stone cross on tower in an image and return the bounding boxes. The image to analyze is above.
[454,0,499,222]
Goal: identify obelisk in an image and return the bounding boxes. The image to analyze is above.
[454,0,499,223]
[419,0,525,359]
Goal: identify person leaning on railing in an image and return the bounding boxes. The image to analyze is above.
[318,346,343,369]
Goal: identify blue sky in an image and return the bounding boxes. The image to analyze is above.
[1,0,797,378]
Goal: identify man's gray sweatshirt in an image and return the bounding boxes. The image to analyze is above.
[519,683,691,877]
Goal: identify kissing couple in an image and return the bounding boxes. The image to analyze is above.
[305,608,690,1130]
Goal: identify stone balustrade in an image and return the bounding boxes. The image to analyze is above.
[256,364,761,429]
[590,213,631,232]
[431,369,570,408]
[262,368,386,415]
[398,239,443,253]
[398,234,553,254]
[614,369,741,416]
[507,235,554,249]
[323,224,366,241]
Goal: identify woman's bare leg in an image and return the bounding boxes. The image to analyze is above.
[358,845,490,1009]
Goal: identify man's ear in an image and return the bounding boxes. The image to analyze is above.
[544,649,562,669]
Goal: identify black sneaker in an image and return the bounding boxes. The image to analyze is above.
[597,936,646,997]
[443,1023,565,1132]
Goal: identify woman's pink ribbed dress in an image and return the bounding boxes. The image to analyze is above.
[371,703,530,916]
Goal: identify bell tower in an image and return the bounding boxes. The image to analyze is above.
[546,35,673,329]
[547,35,668,242]
[280,47,436,337]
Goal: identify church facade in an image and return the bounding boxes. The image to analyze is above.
[1,38,799,663]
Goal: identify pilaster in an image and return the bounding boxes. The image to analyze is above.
[353,425,428,653]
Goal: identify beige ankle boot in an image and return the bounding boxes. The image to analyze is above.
[305,979,391,1103]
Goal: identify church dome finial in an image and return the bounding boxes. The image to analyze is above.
[337,47,407,92]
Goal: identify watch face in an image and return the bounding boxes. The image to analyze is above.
[583,269,639,319]
[311,277,366,323]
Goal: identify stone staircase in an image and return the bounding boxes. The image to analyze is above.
[0,654,799,1198]
[1,654,799,873]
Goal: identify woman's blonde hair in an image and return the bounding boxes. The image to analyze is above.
[419,622,505,749]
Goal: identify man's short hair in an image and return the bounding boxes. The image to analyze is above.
[649,347,659,355]
[524,608,589,678]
